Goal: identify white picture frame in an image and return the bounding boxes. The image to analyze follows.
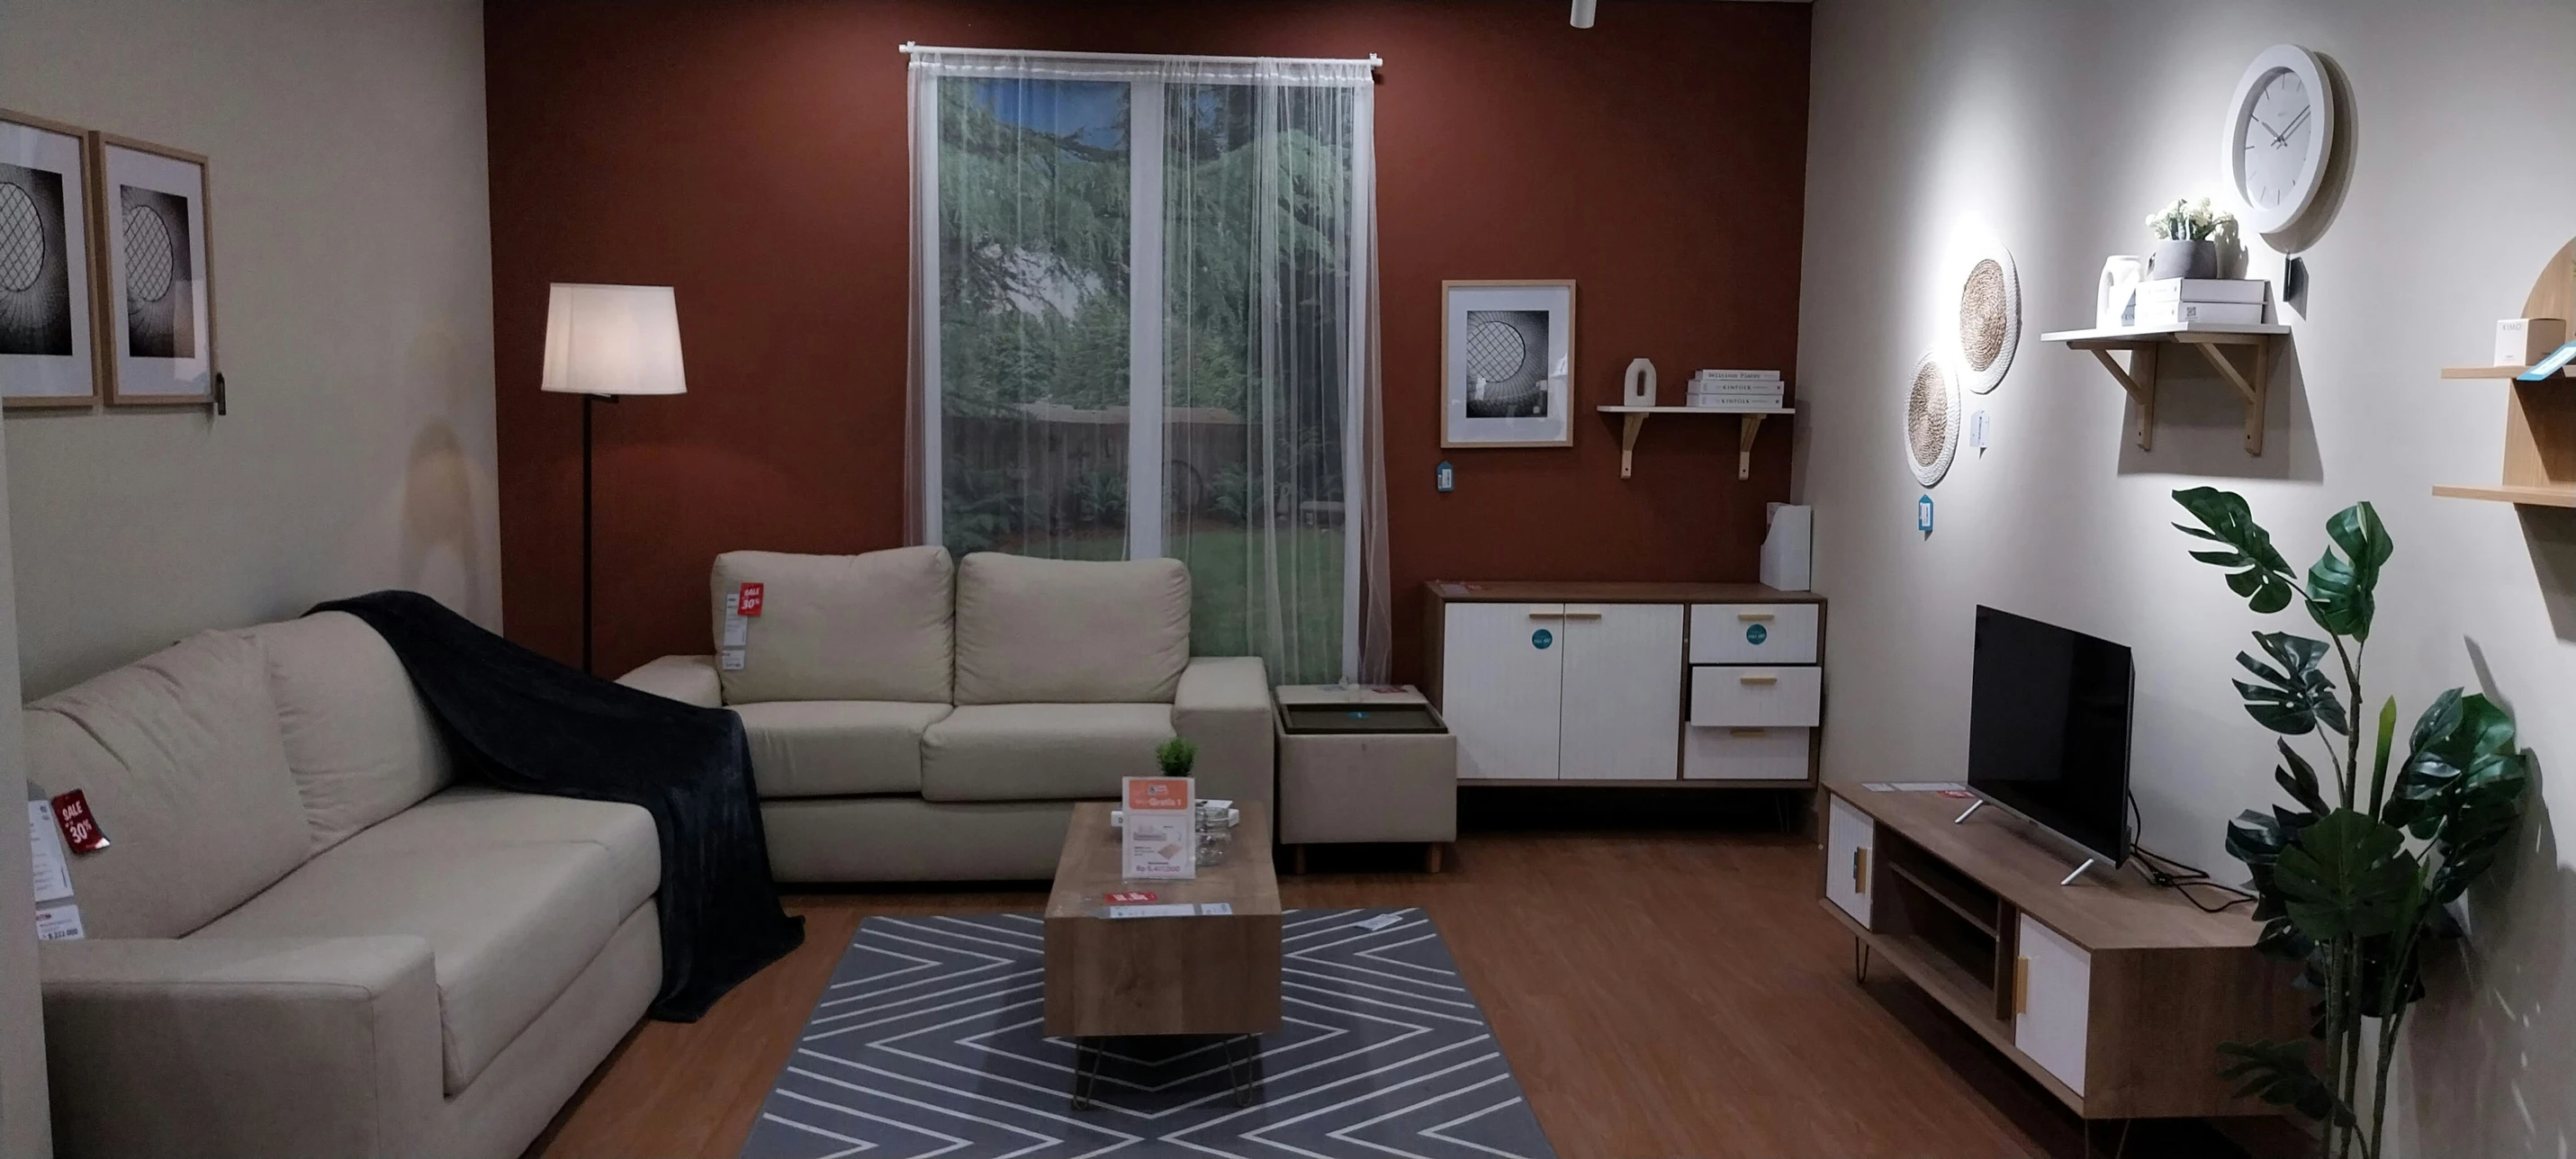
[0,110,105,409]
[1442,279,1575,448]
[96,133,217,408]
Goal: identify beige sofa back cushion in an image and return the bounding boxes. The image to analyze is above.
[953,553,1192,705]
[245,612,453,853]
[22,631,312,939]
[712,548,957,704]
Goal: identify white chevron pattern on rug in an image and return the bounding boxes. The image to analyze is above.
[737,908,1557,1159]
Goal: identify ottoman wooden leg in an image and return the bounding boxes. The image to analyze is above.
[1292,845,1307,875]
[1424,843,1444,874]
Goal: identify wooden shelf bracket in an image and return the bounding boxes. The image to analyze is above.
[2046,327,2278,456]
[1599,405,1795,481]
[1617,410,1649,480]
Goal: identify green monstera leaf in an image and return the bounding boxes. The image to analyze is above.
[2304,502,2391,641]
[2174,487,2298,614]
[2219,1039,2355,1126]
[2273,809,2418,941]
[2232,632,2346,737]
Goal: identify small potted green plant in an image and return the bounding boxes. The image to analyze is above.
[1154,736,1198,778]
[2145,196,2238,280]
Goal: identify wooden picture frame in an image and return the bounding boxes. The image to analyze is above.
[1441,279,1576,448]
[93,132,219,409]
[0,108,107,410]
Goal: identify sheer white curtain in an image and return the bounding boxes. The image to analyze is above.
[906,49,1388,683]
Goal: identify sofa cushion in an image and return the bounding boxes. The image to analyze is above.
[735,700,951,798]
[919,703,1174,802]
[190,786,655,1095]
[23,631,311,939]
[243,611,453,853]
[713,547,955,705]
[952,553,1191,705]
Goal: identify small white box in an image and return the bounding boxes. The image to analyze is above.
[2134,278,2269,305]
[2132,300,2266,328]
[1759,504,1811,593]
[2497,319,2568,367]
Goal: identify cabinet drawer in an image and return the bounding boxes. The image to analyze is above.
[1683,725,1809,780]
[1824,795,1874,928]
[1690,603,1819,664]
[1689,665,1821,727]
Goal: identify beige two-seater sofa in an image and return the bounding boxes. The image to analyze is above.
[619,547,1273,881]
[27,612,658,1159]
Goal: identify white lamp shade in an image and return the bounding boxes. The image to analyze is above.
[540,283,687,396]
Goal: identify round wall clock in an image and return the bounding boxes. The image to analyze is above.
[1905,350,1959,488]
[2223,44,2337,236]
[1951,239,2019,395]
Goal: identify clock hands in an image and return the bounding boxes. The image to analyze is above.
[2280,106,2312,139]
[2249,112,2287,145]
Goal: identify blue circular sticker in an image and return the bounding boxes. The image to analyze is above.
[1531,628,1554,650]
[1745,623,1769,645]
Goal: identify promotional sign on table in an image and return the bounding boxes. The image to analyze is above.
[1121,776,1196,880]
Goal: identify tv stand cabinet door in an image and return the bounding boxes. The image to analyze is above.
[1824,795,1875,927]
[2013,913,2092,1095]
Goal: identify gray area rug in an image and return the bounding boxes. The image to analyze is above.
[738,908,1557,1159]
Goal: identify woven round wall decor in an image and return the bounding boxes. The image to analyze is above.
[1951,241,2020,395]
[1905,350,1960,487]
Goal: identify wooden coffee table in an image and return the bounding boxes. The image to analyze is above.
[1044,801,1282,1108]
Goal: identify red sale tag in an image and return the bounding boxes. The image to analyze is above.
[737,582,765,617]
[1106,891,1157,904]
[51,789,110,854]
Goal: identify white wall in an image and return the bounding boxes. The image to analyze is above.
[0,0,498,698]
[1797,2,2576,1154]
[0,445,42,1155]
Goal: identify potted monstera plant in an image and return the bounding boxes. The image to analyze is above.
[2172,488,2531,1159]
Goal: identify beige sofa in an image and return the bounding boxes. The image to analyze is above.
[618,547,1273,881]
[27,612,658,1159]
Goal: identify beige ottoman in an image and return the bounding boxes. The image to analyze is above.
[1274,684,1457,873]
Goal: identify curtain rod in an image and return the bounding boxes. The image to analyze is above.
[899,42,1382,68]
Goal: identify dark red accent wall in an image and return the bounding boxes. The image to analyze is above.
[486,0,1809,681]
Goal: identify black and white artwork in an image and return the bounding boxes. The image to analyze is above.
[1443,281,1574,447]
[100,137,214,404]
[0,113,101,406]
[118,185,193,359]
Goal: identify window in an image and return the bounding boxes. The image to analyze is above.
[910,50,1383,683]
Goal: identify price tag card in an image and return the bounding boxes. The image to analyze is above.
[1121,776,1195,880]
[736,581,765,617]
[1105,891,1157,904]
[27,798,71,902]
[33,903,83,940]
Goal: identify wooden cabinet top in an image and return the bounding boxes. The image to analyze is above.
[1829,784,2262,951]
[1424,580,1824,605]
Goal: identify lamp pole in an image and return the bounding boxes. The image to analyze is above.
[580,392,618,675]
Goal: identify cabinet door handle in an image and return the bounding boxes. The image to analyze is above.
[1560,607,1604,619]
[1740,674,1779,686]
[1852,848,1869,894]
[2013,957,2031,1015]
[1737,611,1775,622]
[1526,609,1565,619]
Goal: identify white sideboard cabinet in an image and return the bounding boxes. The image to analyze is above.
[1424,581,1825,786]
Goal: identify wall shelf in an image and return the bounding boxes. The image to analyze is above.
[1596,405,1793,481]
[2433,238,2576,508]
[2040,323,2289,455]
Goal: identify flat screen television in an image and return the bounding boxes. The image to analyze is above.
[1968,606,2134,866]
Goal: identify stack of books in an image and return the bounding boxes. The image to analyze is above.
[1686,370,1784,410]
[2132,279,2270,328]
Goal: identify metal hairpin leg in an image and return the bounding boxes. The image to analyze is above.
[1853,938,1870,983]
[2080,1117,2134,1159]
[1220,1034,1260,1107]
[1070,1038,1103,1110]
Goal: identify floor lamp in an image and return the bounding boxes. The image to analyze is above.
[540,283,687,674]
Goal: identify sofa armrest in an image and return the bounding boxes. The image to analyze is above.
[618,654,724,707]
[1174,656,1274,813]
[41,936,442,1159]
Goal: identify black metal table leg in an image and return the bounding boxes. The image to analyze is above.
[1070,1038,1103,1110]
[1220,1034,1259,1107]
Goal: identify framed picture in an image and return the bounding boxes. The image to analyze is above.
[95,133,216,407]
[0,109,104,409]
[1442,279,1575,448]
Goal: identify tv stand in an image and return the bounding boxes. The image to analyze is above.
[1822,783,2306,1120]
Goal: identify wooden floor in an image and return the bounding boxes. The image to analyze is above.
[533,829,2292,1159]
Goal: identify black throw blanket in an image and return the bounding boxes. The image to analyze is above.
[311,590,802,1021]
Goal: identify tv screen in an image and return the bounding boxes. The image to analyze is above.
[1968,606,2134,865]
